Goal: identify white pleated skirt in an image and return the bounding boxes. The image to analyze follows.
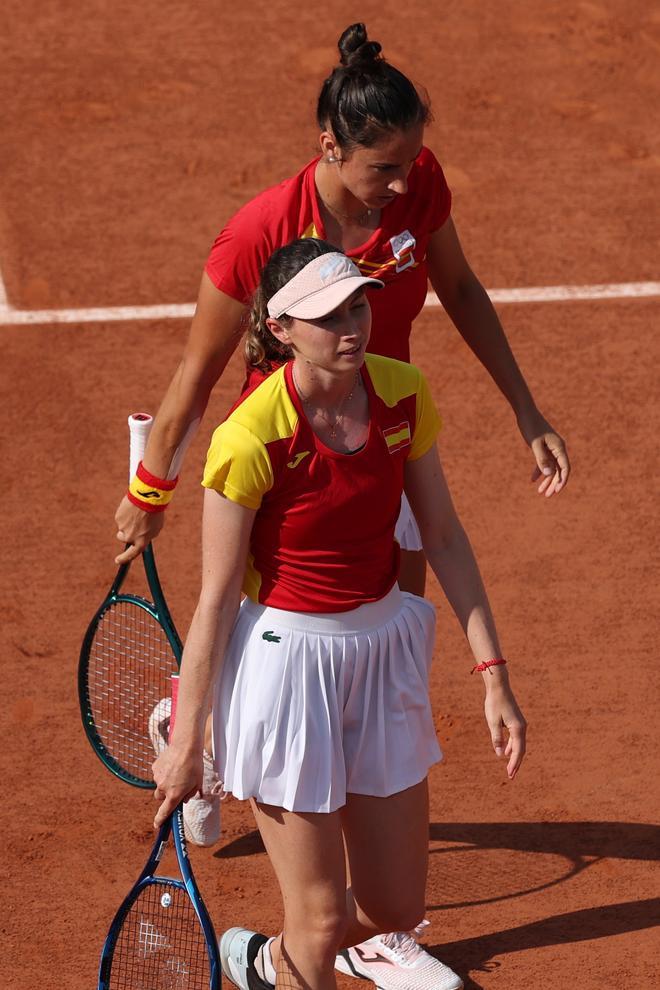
[212,585,442,813]
[395,493,423,552]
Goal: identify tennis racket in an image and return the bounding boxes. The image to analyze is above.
[97,802,221,989]
[78,413,182,788]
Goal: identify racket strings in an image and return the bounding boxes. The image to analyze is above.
[87,600,176,781]
[110,882,211,989]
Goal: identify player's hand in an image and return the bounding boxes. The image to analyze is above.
[114,495,165,564]
[152,745,204,829]
[483,681,527,779]
[516,407,570,498]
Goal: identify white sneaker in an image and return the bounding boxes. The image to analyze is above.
[335,923,463,990]
[148,697,222,847]
[220,927,274,990]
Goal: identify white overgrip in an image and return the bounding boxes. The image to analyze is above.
[128,412,154,481]
[128,411,198,482]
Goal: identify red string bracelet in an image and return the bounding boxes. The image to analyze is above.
[471,658,507,675]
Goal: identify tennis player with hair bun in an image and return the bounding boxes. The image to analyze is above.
[127,20,558,989]
[152,237,527,990]
[116,21,569,581]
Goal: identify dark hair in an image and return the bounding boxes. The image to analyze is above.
[245,238,339,373]
[317,23,431,152]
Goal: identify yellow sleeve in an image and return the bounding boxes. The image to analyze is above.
[408,370,442,461]
[202,420,274,509]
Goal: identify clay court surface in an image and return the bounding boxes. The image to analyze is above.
[2,2,659,987]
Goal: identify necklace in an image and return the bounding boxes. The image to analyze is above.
[293,367,361,440]
[316,168,373,226]
[319,197,373,226]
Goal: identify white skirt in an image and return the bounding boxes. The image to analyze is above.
[395,493,423,552]
[212,585,442,813]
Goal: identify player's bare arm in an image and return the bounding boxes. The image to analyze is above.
[405,445,527,778]
[427,219,570,497]
[153,490,255,825]
[115,275,246,563]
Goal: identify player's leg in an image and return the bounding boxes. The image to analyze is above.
[251,801,349,990]
[221,785,463,990]
[219,806,381,990]
[243,784,430,986]
[261,780,461,987]
[342,779,429,933]
[337,779,463,990]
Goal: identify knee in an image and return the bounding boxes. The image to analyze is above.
[285,906,349,959]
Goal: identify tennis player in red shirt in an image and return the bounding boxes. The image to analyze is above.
[116,22,569,581]
[128,21,560,988]
[152,238,526,990]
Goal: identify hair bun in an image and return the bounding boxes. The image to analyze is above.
[338,23,382,67]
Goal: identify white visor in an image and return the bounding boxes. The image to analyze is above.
[266,252,384,320]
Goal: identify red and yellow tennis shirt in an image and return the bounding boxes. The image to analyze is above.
[202,354,441,613]
[204,147,451,372]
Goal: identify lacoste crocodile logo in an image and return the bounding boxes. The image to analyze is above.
[287,451,310,469]
[262,631,281,643]
[137,489,160,499]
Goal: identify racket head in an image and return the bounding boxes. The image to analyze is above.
[98,809,221,990]
[78,559,182,788]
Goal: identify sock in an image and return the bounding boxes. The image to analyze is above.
[255,938,277,985]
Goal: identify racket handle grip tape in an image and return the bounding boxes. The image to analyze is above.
[128,410,199,484]
[128,412,154,482]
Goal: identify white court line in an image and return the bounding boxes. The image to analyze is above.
[0,281,659,326]
[428,281,660,305]
[0,302,196,325]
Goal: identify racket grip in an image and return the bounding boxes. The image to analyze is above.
[169,674,179,743]
[128,412,154,481]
